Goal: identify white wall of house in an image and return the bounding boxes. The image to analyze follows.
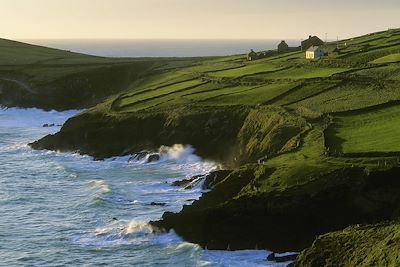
[306,48,324,59]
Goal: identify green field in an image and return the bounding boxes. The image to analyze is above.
[119,79,204,106]
[371,53,400,64]
[290,82,400,113]
[255,67,348,80]
[210,63,281,78]
[202,83,296,105]
[326,105,400,154]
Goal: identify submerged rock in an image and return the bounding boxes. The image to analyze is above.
[267,252,298,263]
[171,171,232,191]
[147,154,160,163]
[128,152,160,163]
[150,202,167,207]
[129,151,150,162]
[171,175,204,188]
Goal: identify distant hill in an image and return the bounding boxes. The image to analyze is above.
[0,38,199,110]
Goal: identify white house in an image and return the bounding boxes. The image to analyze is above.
[306,46,324,59]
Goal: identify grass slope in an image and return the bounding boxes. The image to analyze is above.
[326,104,400,155]
[295,222,400,266]
[0,38,200,110]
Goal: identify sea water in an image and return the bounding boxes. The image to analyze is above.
[20,39,300,58]
[0,108,290,266]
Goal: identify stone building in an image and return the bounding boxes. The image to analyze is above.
[302,35,324,50]
[247,49,258,61]
[278,40,289,53]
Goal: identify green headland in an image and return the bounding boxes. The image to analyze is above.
[2,29,400,266]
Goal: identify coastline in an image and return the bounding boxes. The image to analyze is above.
[3,28,400,266]
[29,103,400,255]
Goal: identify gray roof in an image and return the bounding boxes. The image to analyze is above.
[307,46,320,52]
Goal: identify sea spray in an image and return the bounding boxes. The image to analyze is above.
[159,144,201,163]
[95,220,153,237]
[88,180,111,193]
[125,220,153,235]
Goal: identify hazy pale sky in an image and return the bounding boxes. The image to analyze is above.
[1,0,399,39]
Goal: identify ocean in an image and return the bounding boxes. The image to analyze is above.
[0,108,292,266]
[20,39,300,58]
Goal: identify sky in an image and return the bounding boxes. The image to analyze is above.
[1,0,399,40]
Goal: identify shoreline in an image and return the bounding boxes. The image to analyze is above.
[3,28,400,266]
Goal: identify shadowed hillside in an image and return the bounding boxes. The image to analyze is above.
[0,38,202,110]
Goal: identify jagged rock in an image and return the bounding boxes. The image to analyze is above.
[171,175,203,188]
[267,252,298,263]
[203,170,232,190]
[150,202,167,206]
[147,154,160,163]
[171,171,232,191]
[128,151,149,162]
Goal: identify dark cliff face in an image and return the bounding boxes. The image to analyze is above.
[30,106,250,162]
[0,62,155,111]
[152,167,400,252]
[30,105,306,165]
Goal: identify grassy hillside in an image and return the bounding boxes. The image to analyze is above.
[295,222,400,266]
[86,29,399,116]
[24,28,400,265]
[0,38,201,110]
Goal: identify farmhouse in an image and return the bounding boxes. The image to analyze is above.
[302,35,324,50]
[247,49,258,61]
[306,46,324,59]
[278,40,289,53]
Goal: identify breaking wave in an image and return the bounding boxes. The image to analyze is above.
[95,219,153,237]
[88,180,110,193]
[159,144,201,163]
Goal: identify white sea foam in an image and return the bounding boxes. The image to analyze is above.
[159,144,201,163]
[0,143,29,153]
[88,180,110,193]
[124,220,153,235]
[90,220,153,244]
[127,144,217,179]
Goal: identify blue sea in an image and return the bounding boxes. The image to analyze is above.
[21,39,300,58]
[0,108,293,266]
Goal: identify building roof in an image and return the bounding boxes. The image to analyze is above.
[307,46,320,52]
[302,35,324,47]
[248,49,257,56]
